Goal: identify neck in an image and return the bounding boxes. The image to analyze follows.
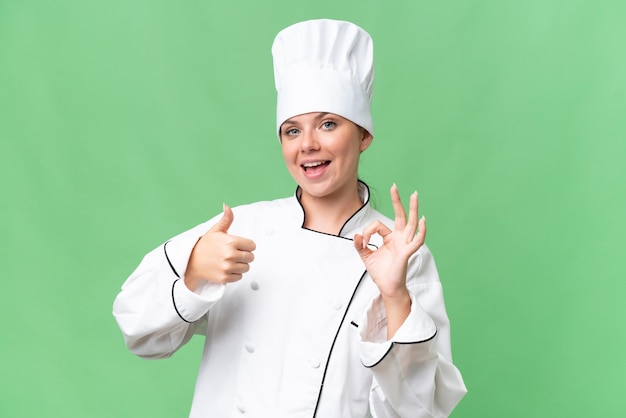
[299,184,364,235]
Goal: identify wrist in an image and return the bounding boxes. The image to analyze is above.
[381,289,411,340]
[381,287,410,307]
[183,273,203,292]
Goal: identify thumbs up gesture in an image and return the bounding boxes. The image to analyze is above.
[184,204,257,291]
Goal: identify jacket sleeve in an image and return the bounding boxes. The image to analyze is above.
[358,245,467,417]
[112,218,225,359]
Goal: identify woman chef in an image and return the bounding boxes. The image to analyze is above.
[113,19,467,417]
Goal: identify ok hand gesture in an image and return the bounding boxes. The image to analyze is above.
[353,184,426,336]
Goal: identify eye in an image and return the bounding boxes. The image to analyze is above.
[282,127,300,137]
[321,120,336,130]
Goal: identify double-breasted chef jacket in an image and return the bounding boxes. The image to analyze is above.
[113,182,467,417]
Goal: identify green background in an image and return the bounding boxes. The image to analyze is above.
[2,0,625,416]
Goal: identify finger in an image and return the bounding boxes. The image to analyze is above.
[209,203,234,233]
[228,261,251,275]
[234,249,255,264]
[217,257,250,277]
[404,191,419,240]
[418,215,427,243]
[390,183,407,231]
[225,273,243,283]
[361,220,393,245]
[409,216,427,252]
[353,233,373,257]
[230,236,256,252]
[210,269,243,284]
[353,233,363,249]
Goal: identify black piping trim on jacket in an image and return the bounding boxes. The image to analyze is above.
[338,181,370,237]
[363,328,439,369]
[295,180,371,238]
[171,279,193,323]
[164,241,193,323]
[312,270,368,417]
[163,240,180,278]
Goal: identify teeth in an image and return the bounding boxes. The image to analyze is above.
[303,161,325,168]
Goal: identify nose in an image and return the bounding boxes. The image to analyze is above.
[300,130,320,152]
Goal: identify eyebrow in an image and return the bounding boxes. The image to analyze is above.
[282,112,332,127]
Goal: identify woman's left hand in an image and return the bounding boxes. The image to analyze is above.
[354,184,426,336]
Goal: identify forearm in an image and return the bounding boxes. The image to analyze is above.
[359,292,466,417]
[368,339,466,417]
[113,224,222,358]
[382,290,411,340]
[113,255,197,358]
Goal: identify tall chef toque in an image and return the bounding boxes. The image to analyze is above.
[271,19,375,138]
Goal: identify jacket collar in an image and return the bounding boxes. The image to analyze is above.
[293,180,373,239]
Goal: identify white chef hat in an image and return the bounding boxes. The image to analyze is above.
[271,19,374,138]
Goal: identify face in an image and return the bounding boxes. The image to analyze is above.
[280,112,373,202]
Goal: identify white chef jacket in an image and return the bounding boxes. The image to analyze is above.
[113,182,466,417]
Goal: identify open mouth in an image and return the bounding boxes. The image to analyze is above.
[302,161,330,172]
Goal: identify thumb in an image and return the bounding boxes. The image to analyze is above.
[210,203,234,233]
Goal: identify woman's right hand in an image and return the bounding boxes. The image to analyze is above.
[184,204,256,291]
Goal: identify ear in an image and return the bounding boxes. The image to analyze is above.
[359,129,373,152]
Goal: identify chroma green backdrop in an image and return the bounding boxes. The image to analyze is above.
[1,0,625,416]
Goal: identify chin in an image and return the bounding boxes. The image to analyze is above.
[300,183,340,200]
